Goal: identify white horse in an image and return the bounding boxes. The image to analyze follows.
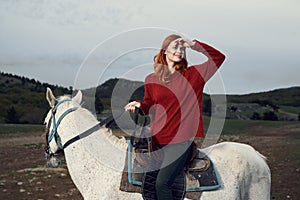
[44,88,271,200]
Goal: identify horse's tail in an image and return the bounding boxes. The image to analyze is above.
[255,150,268,161]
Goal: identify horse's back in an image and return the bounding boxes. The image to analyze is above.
[199,142,271,200]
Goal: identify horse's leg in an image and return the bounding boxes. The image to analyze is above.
[248,176,271,200]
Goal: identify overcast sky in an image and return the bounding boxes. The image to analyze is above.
[0,0,299,94]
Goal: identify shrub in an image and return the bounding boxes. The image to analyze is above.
[251,112,261,120]
[263,111,278,121]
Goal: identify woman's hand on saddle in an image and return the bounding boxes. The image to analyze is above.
[124,101,141,112]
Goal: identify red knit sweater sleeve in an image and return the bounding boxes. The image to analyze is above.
[191,40,226,82]
[136,75,154,114]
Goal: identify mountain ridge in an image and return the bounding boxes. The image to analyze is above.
[1,71,299,124]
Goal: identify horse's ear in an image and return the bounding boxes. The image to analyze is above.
[72,90,82,104]
[46,87,56,107]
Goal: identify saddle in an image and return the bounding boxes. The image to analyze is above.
[120,108,221,199]
[120,140,221,200]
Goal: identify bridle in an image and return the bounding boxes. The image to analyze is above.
[45,99,78,166]
[44,98,127,167]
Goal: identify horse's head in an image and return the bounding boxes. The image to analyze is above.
[44,87,82,167]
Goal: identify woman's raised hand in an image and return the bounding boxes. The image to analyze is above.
[175,38,195,48]
[124,101,141,112]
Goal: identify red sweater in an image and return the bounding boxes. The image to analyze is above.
[139,40,225,144]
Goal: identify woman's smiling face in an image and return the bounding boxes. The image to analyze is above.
[165,38,186,63]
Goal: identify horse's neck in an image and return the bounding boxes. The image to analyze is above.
[57,106,98,141]
[59,106,127,163]
[58,106,126,148]
[57,107,130,198]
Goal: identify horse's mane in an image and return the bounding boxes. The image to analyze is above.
[58,95,73,101]
[102,128,128,150]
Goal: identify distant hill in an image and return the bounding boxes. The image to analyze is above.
[77,78,145,119]
[87,78,300,121]
[224,87,300,120]
[0,71,73,124]
[227,87,300,107]
[94,78,144,112]
[0,71,299,124]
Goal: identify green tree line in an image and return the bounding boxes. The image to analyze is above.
[0,71,73,124]
[1,71,299,124]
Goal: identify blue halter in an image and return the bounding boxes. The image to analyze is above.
[45,98,125,167]
[46,99,78,163]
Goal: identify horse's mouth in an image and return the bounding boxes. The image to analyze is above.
[45,152,61,168]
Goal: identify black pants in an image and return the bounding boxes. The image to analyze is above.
[155,141,191,200]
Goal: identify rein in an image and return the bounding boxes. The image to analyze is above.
[63,109,125,149]
[45,99,126,167]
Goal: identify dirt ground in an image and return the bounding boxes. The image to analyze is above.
[0,126,299,200]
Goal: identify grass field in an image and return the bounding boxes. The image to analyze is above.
[203,116,300,135]
[280,105,300,114]
[0,124,44,134]
[2,118,299,136]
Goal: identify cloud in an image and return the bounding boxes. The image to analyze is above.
[0,0,299,94]
[0,0,145,26]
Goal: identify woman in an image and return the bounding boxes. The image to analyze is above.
[125,34,225,199]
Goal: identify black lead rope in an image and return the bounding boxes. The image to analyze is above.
[62,109,126,149]
[130,107,150,148]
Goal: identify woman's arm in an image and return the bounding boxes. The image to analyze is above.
[191,40,226,82]
[124,77,154,114]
